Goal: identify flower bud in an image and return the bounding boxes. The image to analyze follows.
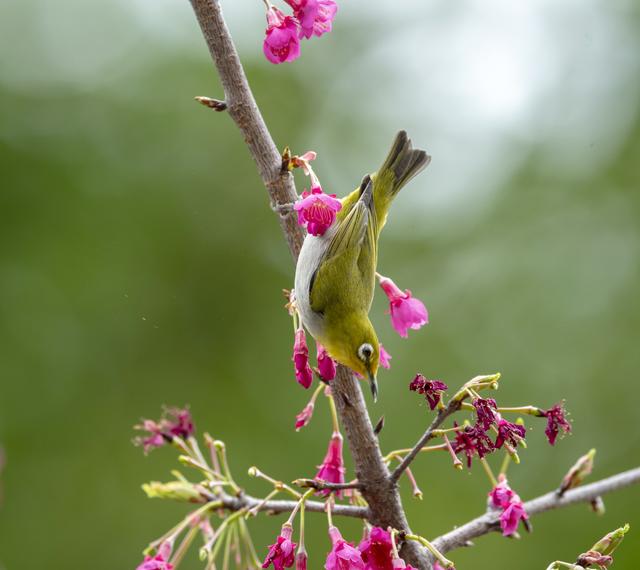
[558,449,595,496]
[590,524,630,556]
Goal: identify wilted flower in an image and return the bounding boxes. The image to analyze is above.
[542,403,571,445]
[576,550,613,569]
[378,275,428,338]
[409,375,448,410]
[315,431,346,494]
[317,343,337,381]
[285,0,338,39]
[452,423,494,468]
[494,419,526,450]
[294,186,342,236]
[136,541,174,570]
[134,407,195,454]
[472,398,498,430]
[326,526,365,570]
[295,402,315,431]
[358,526,393,570]
[264,7,301,64]
[293,329,314,389]
[379,344,392,369]
[262,524,297,569]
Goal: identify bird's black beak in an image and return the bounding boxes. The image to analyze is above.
[368,370,378,403]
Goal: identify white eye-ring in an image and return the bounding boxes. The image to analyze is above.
[358,343,374,361]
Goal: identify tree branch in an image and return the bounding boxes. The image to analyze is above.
[186,0,432,566]
[431,467,640,556]
[391,398,462,483]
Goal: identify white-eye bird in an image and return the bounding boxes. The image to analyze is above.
[294,131,430,400]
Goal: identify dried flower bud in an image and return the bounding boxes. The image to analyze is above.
[558,449,595,496]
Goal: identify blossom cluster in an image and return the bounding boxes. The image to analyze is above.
[263,0,338,64]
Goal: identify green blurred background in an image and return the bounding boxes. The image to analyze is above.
[1,0,639,568]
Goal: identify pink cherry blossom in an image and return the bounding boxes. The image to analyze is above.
[392,559,418,569]
[317,343,337,381]
[293,329,313,389]
[488,476,515,510]
[284,0,338,39]
[358,526,393,570]
[315,431,346,495]
[379,344,392,369]
[500,500,528,536]
[294,186,342,236]
[378,275,428,338]
[326,526,365,570]
[264,7,301,64]
[262,525,297,569]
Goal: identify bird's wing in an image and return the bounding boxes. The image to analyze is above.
[309,177,377,315]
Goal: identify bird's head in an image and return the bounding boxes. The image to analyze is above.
[325,315,380,400]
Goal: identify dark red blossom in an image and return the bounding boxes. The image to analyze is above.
[358,526,393,570]
[134,407,195,454]
[452,423,494,468]
[472,398,498,430]
[576,550,613,569]
[542,402,571,445]
[262,525,297,570]
[494,419,526,449]
[408,374,448,410]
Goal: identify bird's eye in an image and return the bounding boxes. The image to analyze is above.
[358,343,374,361]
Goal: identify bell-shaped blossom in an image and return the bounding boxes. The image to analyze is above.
[295,402,315,431]
[379,344,392,369]
[452,423,494,468]
[317,343,337,381]
[408,375,447,410]
[294,186,342,236]
[295,546,308,570]
[494,419,526,449]
[315,431,346,495]
[358,526,393,570]
[285,0,338,39]
[134,408,195,454]
[489,476,515,510]
[542,402,571,445]
[264,7,301,64]
[293,329,314,389]
[472,398,498,430]
[137,541,174,570]
[326,526,365,570]
[378,275,428,338]
[500,500,528,536]
[262,525,297,569]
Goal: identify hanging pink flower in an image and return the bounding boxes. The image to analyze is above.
[358,526,393,570]
[541,402,571,445]
[295,402,315,431]
[326,526,365,570]
[378,275,428,338]
[133,408,195,454]
[293,329,314,389]
[315,431,346,495]
[294,186,342,236]
[317,343,337,381]
[284,0,338,39]
[262,525,297,569]
[296,546,308,570]
[379,344,392,369]
[264,7,301,64]
[136,541,174,570]
[500,500,528,536]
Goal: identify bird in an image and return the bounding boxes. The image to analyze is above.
[294,131,430,400]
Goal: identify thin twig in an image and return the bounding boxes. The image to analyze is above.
[391,399,462,483]
[431,467,640,556]
[292,478,364,492]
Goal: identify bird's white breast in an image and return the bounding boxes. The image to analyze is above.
[294,227,336,340]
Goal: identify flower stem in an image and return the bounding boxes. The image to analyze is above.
[500,450,512,476]
[405,533,455,568]
[327,391,340,434]
[326,495,334,529]
[479,457,498,487]
[170,525,199,567]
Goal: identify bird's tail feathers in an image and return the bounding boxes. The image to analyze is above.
[377,130,430,198]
